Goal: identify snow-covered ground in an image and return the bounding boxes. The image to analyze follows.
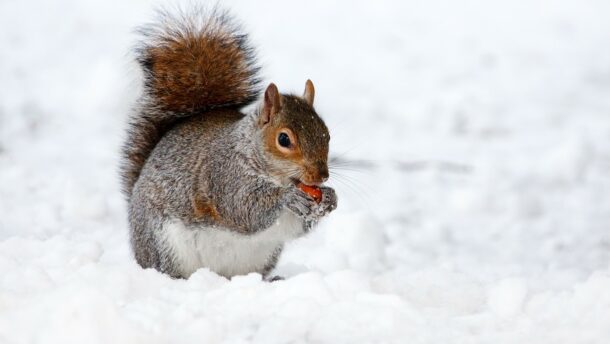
[1,0,610,342]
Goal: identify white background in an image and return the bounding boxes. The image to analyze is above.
[1,0,610,343]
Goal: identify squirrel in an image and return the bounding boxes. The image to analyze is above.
[120,7,337,280]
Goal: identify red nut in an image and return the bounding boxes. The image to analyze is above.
[297,182,322,203]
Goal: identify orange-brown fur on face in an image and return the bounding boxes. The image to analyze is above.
[260,94,330,186]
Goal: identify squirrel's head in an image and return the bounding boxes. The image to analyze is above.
[258,80,330,187]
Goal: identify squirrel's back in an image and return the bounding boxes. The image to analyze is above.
[121,7,261,198]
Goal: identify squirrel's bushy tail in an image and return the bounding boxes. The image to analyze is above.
[121,6,261,197]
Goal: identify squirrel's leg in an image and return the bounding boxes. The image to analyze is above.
[215,178,286,233]
[129,192,185,278]
[265,275,285,282]
[129,201,160,270]
[303,219,317,233]
[262,245,284,281]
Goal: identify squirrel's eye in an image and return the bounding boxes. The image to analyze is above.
[278,132,291,147]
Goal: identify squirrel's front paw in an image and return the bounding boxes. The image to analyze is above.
[314,186,337,217]
[285,187,319,220]
[285,186,337,221]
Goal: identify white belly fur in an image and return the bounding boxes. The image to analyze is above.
[160,210,303,278]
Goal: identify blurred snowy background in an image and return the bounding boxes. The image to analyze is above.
[1,0,610,343]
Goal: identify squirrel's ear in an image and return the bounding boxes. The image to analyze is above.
[260,83,281,125]
[303,79,315,107]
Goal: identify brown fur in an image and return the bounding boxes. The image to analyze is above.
[264,126,305,165]
[260,91,329,185]
[192,194,222,222]
[147,29,256,113]
[121,8,260,197]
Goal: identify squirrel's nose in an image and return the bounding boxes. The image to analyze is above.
[319,164,329,182]
[303,163,329,185]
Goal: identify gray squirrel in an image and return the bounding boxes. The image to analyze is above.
[120,7,337,279]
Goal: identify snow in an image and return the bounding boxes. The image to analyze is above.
[487,278,528,318]
[1,0,610,342]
